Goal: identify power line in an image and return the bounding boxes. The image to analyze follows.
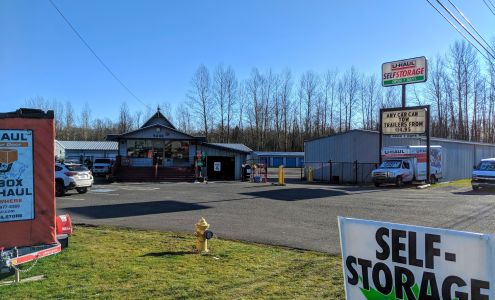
[435,0,495,59]
[482,0,495,16]
[425,0,490,61]
[445,0,495,55]
[48,0,151,110]
[430,0,495,60]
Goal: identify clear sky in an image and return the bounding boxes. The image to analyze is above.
[1,0,493,120]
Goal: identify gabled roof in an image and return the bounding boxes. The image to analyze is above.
[206,143,253,153]
[57,141,118,151]
[141,109,176,129]
[107,123,197,140]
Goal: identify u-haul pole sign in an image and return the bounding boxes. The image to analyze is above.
[0,129,34,222]
[382,56,427,87]
[339,217,495,300]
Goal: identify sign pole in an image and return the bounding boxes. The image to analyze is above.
[426,105,431,184]
[379,110,383,165]
[401,84,406,108]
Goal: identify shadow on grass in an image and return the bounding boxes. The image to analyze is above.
[62,200,210,219]
[142,251,196,257]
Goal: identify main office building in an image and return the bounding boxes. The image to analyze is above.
[107,109,252,181]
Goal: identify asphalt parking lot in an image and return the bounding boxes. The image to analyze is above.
[57,178,495,254]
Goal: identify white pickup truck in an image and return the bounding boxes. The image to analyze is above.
[372,146,443,187]
[472,158,495,190]
[92,158,114,176]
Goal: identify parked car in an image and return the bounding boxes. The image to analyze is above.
[92,158,114,176]
[472,158,495,191]
[55,163,94,196]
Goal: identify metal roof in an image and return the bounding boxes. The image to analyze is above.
[253,151,304,157]
[206,143,253,153]
[57,140,118,151]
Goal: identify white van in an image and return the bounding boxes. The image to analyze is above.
[372,146,443,187]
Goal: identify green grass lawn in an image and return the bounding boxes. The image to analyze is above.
[1,226,345,299]
[432,178,471,188]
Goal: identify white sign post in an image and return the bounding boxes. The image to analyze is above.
[339,217,495,300]
[214,162,221,172]
[0,129,34,222]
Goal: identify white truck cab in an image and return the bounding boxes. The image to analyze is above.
[472,158,495,190]
[372,146,443,187]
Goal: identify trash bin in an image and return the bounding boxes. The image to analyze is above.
[242,164,251,181]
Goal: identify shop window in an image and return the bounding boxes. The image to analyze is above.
[127,140,152,158]
[164,141,189,162]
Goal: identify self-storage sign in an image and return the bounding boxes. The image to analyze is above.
[339,217,494,300]
[382,57,427,87]
[382,108,426,135]
[0,129,34,222]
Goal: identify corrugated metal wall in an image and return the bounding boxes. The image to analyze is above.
[196,145,247,180]
[305,130,495,182]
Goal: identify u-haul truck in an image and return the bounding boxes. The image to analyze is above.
[371,145,442,187]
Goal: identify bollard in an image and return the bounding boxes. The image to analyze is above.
[278,165,285,186]
[308,167,313,182]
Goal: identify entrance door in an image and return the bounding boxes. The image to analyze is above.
[152,141,164,166]
[207,156,235,180]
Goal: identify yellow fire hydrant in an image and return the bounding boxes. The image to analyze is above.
[195,217,213,253]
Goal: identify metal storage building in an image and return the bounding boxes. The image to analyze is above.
[304,129,495,183]
[56,140,119,162]
[199,143,253,180]
[251,152,304,168]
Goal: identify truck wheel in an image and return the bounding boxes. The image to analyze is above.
[430,175,437,184]
[76,187,88,194]
[395,176,403,187]
[472,185,480,191]
[56,181,65,197]
[374,182,380,187]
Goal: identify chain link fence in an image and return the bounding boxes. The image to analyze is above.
[301,161,379,185]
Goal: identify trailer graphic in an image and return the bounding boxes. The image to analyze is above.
[0,130,34,222]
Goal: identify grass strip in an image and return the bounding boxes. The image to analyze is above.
[1,225,345,299]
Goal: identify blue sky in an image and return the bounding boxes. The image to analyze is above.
[1,0,493,120]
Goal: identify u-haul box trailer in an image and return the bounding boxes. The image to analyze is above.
[0,108,72,283]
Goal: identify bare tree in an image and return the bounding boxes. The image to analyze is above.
[118,102,133,134]
[188,65,212,139]
[298,71,320,139]
[175,103,193,133]
[79,103,91,140]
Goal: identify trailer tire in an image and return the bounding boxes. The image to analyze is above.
[56,180,65,197]
[395,176,403,187]
[0,267,14,280]
[77,187,88,194]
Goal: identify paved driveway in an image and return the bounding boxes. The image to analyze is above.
[57,180,495,254]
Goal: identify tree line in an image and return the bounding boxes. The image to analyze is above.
[25,40,495,151]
